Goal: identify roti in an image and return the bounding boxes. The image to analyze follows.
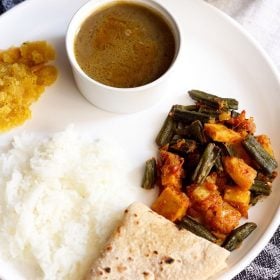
[86,202,230,280]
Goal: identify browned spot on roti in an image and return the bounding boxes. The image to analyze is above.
[105,245,112,251]
[117,264,127,273]
[104,267,111,273]
[143,271,150,277]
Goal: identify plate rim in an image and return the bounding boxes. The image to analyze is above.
[199,1,280,279]
[0,0,279,279]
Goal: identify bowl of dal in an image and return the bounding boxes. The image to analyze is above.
[66,0,182,113]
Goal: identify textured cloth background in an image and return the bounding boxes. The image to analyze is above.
[0,0,280,279]
[206,0,280,70]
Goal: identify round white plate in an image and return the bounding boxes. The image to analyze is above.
[0,0,279,279]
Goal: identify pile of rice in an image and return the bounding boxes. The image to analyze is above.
[0,127,144,280]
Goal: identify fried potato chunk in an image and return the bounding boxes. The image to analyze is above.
[152,187,189,222]
[223,156,257,190]
[158,149,184,191]
[205,201,241,234]
[0,41,58,132]
[204,123,242,143]
[187,182,241,234]
[224,186,250,218]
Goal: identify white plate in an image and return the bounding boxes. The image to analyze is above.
[0,0,279,279]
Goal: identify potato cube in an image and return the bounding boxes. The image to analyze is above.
[152,187,189,222]
[206,201,241,234]
[189,183,212,201]
[159,150,184,191]
[187,182,222,211]
[204,123,241,143]
[187,183,241,234]
[223,156,257,190]
[224,186,250,217]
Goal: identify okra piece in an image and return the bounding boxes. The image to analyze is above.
[223,98,239,110]
[174,122,190,137]
[214,154,224,172]
[169,139,197,156]
[189,120,207,144]
[231,110,240,118]
[224,143,236,157]
[141,158,157,189]
[171,108,212,124]
[222,222,257,251]
[192,143,220,184]
[169,134,182,146]
[250,193,263,206]
[174,126,190,137]
[172,104,198,112]
[188,90,238,110]
[198,107,221,118]
[177,216,217,243]
[250,180,271,196]
[257,171,278,183]
[155,115,175,146]
[243,134,278,174]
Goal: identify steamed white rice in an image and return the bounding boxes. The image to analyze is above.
[0,127,143,280]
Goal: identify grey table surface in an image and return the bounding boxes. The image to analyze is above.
[0,0,279,279]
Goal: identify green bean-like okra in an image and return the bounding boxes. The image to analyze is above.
[192,143,221,184]
[155,115,175,147]
[222,222,257,251]
[141,158,157,189]
[214,154,224,172]
[250,180,271,206]
[198,106,221,118]
[188,90,239,110]
[174,126,190,137]
[250,180,271,196]
[250,193,263,206]
[224,143,237,157]
[177,216,217,243]
[169,139,197,157]
[243,134,278,174]
[171,107,212,124]
[172,104,198,112]
[189,120,207,144]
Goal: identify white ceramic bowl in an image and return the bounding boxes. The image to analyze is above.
[66,0,182,113]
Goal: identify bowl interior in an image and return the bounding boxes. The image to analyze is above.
[65,0,182,91]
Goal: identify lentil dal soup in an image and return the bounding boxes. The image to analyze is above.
[74,2,176,88]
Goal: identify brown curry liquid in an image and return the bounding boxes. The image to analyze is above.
[74,2,176,88]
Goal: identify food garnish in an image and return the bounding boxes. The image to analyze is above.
[142,89,278,250]
[0,41,58,131]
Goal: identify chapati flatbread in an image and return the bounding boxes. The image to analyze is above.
[87,202,230,280]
